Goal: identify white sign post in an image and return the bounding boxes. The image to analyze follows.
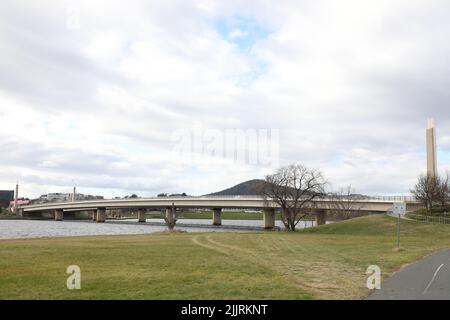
[393,202,406,249]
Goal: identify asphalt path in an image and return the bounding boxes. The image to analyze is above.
[368,249,450,300]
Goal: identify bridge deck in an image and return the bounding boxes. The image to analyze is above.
[20,196,421,213]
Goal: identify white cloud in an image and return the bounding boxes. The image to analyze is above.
[1,0,450,198]
[228,29,247,39]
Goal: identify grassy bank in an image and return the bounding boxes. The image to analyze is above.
[0,215,450,299]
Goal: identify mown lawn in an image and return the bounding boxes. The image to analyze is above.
[0,215,449,300]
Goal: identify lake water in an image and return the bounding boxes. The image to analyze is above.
[0,218,319,240]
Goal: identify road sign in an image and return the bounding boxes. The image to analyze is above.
[393,202,406,215]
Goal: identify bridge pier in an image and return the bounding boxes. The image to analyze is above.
[54,209,64,221]
[92,210,97,221]
[315,209,327,226]
[96,208,106,223]
[138,209,146,223]
[263,208,275,229]
[212,208,222,226]
[16,208,24,218]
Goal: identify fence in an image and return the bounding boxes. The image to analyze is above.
[368,196,416,202]
[407,214,450,225]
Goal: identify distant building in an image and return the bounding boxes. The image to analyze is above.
[36,193,104,203]
[0,190,14,207]
[46,193,72,202]
[83,195,104,200]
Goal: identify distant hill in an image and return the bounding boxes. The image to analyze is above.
[206,179,267,196]
[207,179,370,198]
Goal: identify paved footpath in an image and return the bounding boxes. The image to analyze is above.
[368,249,450,300]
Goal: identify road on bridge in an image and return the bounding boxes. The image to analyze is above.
[368,249,450,300]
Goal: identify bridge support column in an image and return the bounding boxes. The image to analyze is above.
[54,209,64,221]
[165,207,175,225]
[16,208,24,218]
[138,209,146,223]
[315,210,327,226]
[96,208,106,223]
[212,208,222,226]
[92,210,97,221]
[263,208,275,229]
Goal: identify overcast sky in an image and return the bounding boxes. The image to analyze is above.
[1,0,450,198]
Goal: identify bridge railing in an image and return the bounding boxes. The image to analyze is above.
[184,195,417,202]
[22,194,418,207]
[365,196,416,202]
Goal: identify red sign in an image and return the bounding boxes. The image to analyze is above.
[10,200,31,206]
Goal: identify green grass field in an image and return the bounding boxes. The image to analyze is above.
[1,215,450,300]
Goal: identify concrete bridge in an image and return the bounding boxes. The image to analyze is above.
[18,196,422,229]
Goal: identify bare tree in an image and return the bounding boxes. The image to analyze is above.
[329,185,363,220]
[436,172,450,209]
[261,163,327,231]
[410,174,440,214]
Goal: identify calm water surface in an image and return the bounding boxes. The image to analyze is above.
[0,218,321,240]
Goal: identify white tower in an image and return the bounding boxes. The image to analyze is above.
[13,183,18,214]
[426,118,437,177]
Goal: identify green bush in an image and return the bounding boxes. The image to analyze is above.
[412,205,450,217]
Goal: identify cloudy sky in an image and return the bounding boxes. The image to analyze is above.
[1,0,450,198]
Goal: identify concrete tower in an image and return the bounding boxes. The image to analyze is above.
[72,186,76,202]
[13,183,18,215]
[426,118,437,177]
